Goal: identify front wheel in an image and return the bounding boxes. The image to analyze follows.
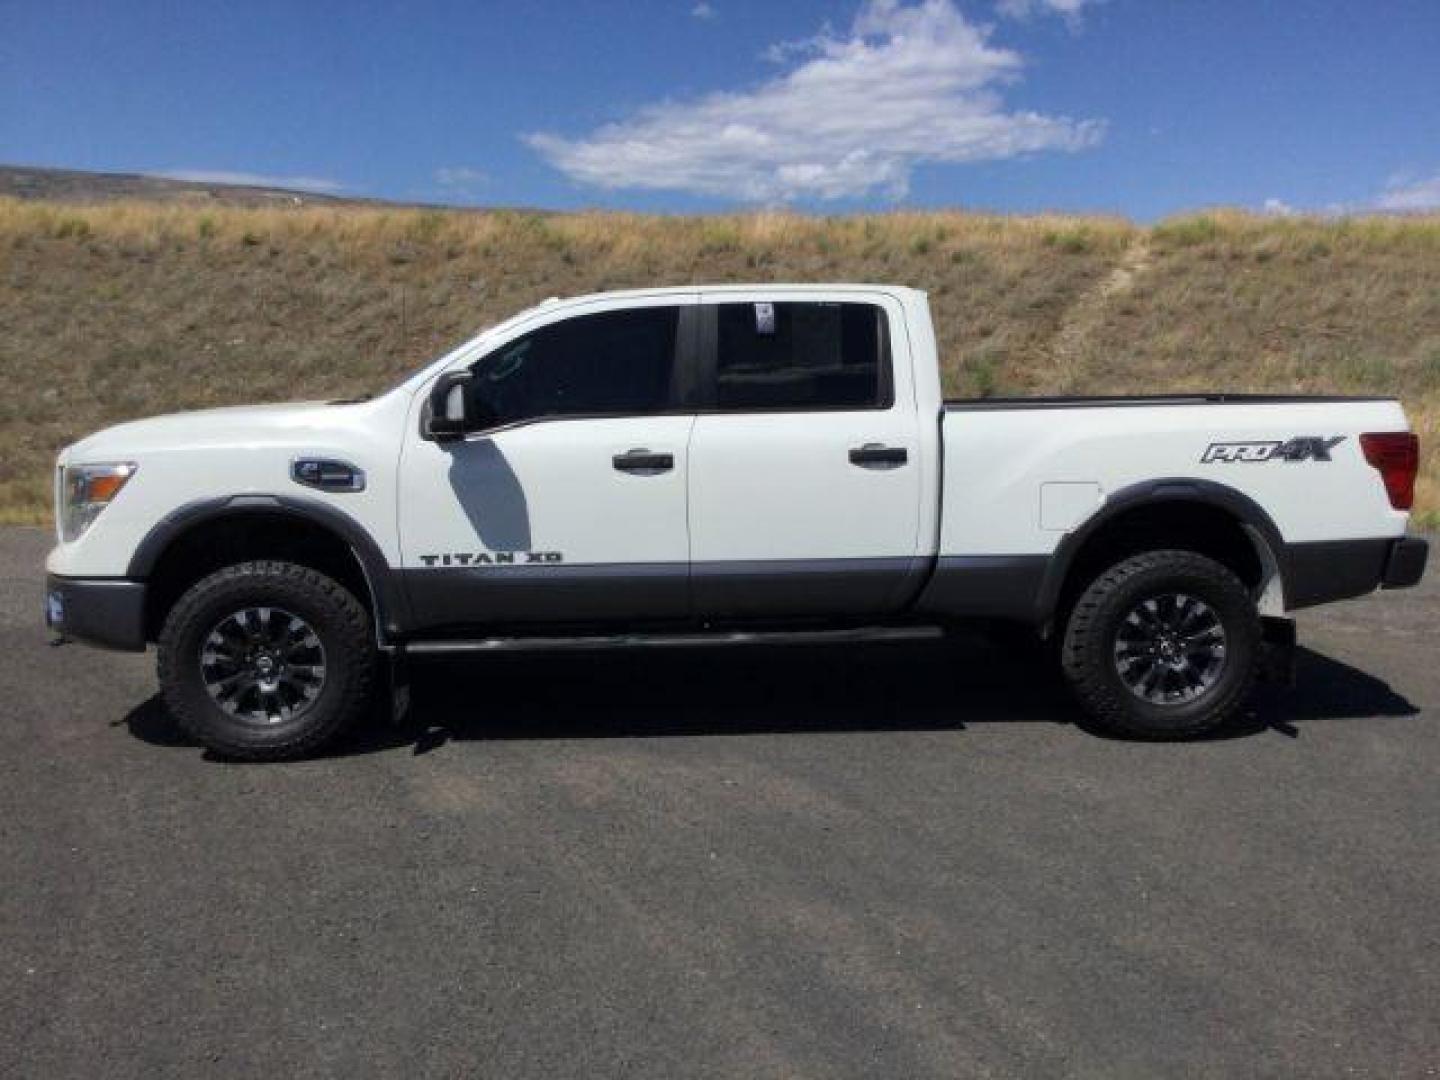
[158,561,376,760]
[1061,550,1260,739]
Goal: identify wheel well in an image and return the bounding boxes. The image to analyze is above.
[1054,501,1269,627]
[143,512,375,641]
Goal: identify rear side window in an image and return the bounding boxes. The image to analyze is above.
[468,306,681,427]
[713,301,892,411]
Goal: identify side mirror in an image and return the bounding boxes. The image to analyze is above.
[424,370,473,441]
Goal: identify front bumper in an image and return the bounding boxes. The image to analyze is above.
[45,575,148,651]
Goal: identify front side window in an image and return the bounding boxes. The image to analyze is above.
[468,306,681,427]
[713,301,892,411]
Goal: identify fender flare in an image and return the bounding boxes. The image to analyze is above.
[127,494,409,642]
[1036,477,1287,624]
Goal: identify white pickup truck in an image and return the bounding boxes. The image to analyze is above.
[46,285,1427,758]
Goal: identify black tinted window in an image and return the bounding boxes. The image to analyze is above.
[469,307,680,426]
[714,301,891,411]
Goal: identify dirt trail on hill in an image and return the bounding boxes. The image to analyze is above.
[1045,236,1153,390]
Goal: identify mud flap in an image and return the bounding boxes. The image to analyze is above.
[1260,616,1296,686]
[386,648,411,725]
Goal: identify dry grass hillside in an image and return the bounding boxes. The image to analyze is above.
[1,199,1436,525]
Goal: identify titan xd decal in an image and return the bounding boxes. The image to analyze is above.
[418,552,564,566]
[1201,436,1345,464]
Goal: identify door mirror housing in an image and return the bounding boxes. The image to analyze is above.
[424,370,474,441]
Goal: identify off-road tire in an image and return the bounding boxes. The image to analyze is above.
[1061,550,1260,739]
[158,561,375,760]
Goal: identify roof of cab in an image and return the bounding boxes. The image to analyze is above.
[548,283,926,306]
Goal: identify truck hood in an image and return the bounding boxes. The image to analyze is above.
[62,400,363,462]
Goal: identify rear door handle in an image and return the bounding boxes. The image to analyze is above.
[613,448,674,473]
[849,443,908,467]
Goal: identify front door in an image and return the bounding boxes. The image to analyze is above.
[687,294,925,619]
[398,298,697,632]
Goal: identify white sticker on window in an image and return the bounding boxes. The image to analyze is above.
[754,302,775,335]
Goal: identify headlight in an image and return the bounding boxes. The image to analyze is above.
[60,463,137,542]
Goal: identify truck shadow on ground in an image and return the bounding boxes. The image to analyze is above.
[120,633,1421,760]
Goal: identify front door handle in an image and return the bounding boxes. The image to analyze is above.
[613,448,674,473]
[849,443,908,468]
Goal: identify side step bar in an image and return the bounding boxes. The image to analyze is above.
[402,625,945,656]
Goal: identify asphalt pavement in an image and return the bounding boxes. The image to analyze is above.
[2,526,1436,1078]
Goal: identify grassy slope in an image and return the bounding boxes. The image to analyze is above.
[2,200,1436,525]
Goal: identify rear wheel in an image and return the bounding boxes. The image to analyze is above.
[158,561,375,760]
[1061,550,1260,739]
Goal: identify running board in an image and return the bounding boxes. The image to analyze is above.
[402,625,945,656]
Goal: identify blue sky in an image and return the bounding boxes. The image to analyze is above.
[3,0,1439,219]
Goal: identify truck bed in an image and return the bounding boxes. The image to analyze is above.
[935,392,1411,560]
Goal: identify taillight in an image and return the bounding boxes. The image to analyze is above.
[1359,432,1419,510]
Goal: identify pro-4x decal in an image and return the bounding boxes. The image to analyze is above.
[1201,436,1344,464]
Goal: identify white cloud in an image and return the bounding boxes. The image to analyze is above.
[527,0,1103,203]
[1268,171,1440,217]
[434,166,489,193]
[1374,171,1440,212]
[690,1,717,19]
[1262,197,1295,217]
[762,26,836,65]
[152,169,344,194]
[996,0,1101,24]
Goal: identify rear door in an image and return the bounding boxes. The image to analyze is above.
[398,296,698,631]
[686,292,925,618]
